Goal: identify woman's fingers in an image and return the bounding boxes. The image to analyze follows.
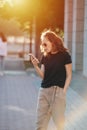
[28,53,39,62]
[29,53,39,66]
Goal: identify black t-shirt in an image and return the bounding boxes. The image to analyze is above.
[40,51,72,88]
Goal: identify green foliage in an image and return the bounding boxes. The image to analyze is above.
[0,17,23,36]
[42,27,64,39]
[24,60,33,69]
[55,27,64,39]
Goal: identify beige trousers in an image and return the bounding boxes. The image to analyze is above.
[36,86,66,130]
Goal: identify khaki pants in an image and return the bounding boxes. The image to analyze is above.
[36,86,66,130]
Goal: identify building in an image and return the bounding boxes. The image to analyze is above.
[64,0,87,77]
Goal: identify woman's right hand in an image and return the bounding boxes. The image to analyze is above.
[28,53,44,79]
[29,53,39,67]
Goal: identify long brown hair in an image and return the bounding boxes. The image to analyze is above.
[40,30,68,55]
[0,32,7,42]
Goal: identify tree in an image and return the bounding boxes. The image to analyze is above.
[0,0,64,57]
[0,17,22,36]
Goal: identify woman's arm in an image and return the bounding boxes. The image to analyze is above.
[30,53,44,79]
[63,63,72,94]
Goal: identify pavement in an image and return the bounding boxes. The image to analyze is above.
[4,57,25,71]
[0,58,87,130]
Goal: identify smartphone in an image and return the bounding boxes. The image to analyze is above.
[28,53,36,59]
[28,53,39,63]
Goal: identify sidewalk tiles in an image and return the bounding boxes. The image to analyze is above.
[0,73,87,130]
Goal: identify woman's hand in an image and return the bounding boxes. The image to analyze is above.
[28,53,44,79]
[63,88,67,95]
[28,53,39,67]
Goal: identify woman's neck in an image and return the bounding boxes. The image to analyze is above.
[51,51,59,54]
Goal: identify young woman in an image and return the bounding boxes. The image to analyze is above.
[30,30,72,130]
[0,32,7,76]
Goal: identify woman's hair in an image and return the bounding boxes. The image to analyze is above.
[40,30,68,55]
[0,32,7,42]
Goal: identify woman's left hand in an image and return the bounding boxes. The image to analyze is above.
[63,88,67,95]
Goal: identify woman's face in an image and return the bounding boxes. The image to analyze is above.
[41,37,52,53]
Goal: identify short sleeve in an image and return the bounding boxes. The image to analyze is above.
[64,52,72,65]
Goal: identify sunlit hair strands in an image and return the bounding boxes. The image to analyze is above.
[40,30,68,55]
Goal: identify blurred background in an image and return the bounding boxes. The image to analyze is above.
[0,0,87,78]
[0,0,64,61]
[0,1,87,130]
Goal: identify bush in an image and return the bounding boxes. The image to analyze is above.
[24,60,33,69]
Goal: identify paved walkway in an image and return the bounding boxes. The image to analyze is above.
[5,57,25,71]
[0,69,87,130]
[0,57,87,130]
